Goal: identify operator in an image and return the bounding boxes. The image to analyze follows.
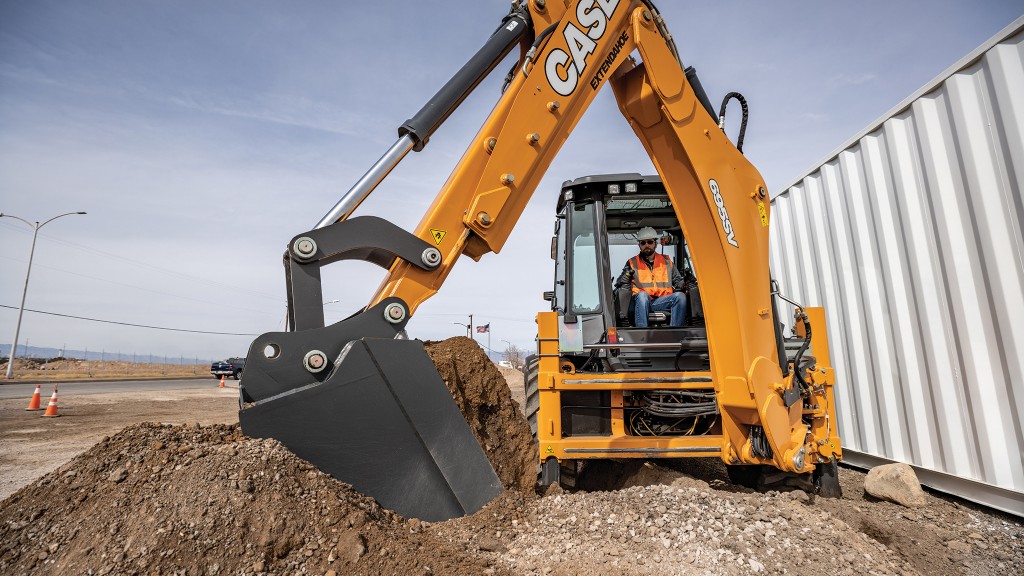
[615,227,688,328]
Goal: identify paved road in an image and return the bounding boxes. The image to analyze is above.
[0,378,233,399]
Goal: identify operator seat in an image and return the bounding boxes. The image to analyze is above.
[613,284,673,327]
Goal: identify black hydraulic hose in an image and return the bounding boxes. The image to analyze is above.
[772,281,814,391]
[718,92,749,153]
[792,312,812,392]
[398,12,530,151]
[503,21,557,93]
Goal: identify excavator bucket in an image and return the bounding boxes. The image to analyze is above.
[238,231,505,524]
[240,335,503,521]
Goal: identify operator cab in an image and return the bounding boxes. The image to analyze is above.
[548,174,709,373]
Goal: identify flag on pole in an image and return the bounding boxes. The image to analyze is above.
[476,323,490,333]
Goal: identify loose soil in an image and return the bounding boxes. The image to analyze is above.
[425,337,537,492]
[1,337,1021,575]
[0,387,239,500]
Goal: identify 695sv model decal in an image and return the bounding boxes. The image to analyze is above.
[709,179,739,248]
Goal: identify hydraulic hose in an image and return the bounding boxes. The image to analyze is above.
[718,92,749,153]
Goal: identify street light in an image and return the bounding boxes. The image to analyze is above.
[1,211,87,379]
[452,322,471,337]
[452,314,474,339]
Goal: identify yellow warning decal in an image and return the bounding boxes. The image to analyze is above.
[429,228,446,245]
[757,202,768,228]
[545,445,554,454]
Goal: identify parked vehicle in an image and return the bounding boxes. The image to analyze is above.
[211,357,245,380]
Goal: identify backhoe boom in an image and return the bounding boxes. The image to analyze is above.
[238,0,842,521]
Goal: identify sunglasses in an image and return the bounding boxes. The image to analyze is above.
[638,239,656,246]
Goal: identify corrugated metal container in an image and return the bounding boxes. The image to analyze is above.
[769,16,1024,516]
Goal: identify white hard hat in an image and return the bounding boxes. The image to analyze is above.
[637,226,659,241]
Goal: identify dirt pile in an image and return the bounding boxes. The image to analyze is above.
[424,337,538,492]
[0,422,507,575]
[1,358,205,379]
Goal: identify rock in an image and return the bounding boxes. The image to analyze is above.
[336,530,367,563]
[863,463,926,507]
[789,490,810,503]
[543,483,563,497]
[477,537,506,552]
[108,468,128,483]
[947,540,972,555]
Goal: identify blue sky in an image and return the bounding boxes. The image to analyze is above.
[1,0,1020,361]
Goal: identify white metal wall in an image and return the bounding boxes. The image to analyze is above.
[770,17,1024,514]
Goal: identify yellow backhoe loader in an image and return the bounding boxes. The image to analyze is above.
[238,0,843,522]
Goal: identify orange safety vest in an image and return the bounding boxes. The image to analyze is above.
[629,253,674,297]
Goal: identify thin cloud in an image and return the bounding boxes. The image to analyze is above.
[827,72,878,88]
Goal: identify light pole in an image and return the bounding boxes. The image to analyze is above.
[452,322,470,337]
[451,314,474,340]
[1,211,87,379]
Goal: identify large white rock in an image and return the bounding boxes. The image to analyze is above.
[864,463,927,507]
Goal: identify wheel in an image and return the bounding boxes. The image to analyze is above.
[233,370,242,380]
[813,459,843,498]
[522,355,539,439]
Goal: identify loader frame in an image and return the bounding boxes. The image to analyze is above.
[523,174,841,488]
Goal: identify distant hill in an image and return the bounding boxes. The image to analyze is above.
[0,344,213,365]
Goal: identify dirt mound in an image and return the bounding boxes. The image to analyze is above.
[424,337,538,492]
[0,422,506,575]
[2,357,204,379]
[0,336,536,575]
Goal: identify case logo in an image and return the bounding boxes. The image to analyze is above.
[709,179,739,248]
[545,0,621,96]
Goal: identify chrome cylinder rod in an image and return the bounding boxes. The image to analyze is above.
[315,134,416,229]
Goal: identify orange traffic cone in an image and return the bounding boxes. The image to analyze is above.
[26,384,42,411]
[43,387,60,417]
[219,375,225,388]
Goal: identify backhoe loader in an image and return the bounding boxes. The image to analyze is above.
[238,0,843,522]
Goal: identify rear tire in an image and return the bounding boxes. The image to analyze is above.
[522,355,539,438]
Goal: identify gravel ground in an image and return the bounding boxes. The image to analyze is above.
[435,460,1024,576]
[1,338,1020,575]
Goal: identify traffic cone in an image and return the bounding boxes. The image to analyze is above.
[42,387,60,418]
[219,375,225,388]
[26,385,42,411]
